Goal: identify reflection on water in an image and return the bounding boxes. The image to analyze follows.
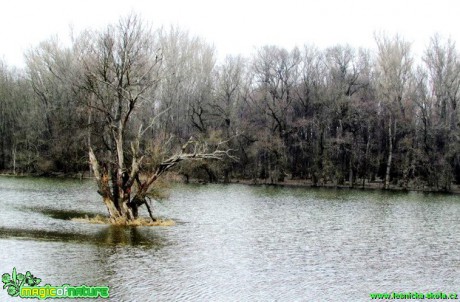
[1,177,460,301]
[0,225,164,248]
[37,208,101,220]
[95,226,165,247]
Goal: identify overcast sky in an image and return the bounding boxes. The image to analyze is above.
[1,0,459,67]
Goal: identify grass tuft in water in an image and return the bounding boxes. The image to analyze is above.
[72,215,175,227]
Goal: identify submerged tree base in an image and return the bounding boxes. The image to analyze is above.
[72,215,175,227]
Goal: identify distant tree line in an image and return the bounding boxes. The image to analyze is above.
[1,16,459,191]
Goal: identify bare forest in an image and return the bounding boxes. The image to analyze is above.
[1,14,460,196]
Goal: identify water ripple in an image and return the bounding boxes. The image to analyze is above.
[1,179,460,301]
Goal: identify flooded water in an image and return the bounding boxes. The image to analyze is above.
[0,176,459,301]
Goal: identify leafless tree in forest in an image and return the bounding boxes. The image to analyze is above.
[76,15,233,222]
[3,17,460,194]
[375,33,413,189]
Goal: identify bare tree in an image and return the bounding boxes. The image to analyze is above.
[252,46,300,138]
[250,46,301,182]
[156,27,216,137]
[0,62,39,173]
[419,35,460,189]
[375,33,413,189]
[324,45,371,186]
[424,34,460,129]
[77,15,232,222]
[25,37,87,173]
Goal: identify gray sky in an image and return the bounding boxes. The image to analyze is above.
[1,0,459,67]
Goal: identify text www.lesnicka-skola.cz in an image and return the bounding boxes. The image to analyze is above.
[370,292,458,299]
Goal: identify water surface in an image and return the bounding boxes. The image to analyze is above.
[0,176,459,301]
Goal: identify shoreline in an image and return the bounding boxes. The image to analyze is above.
[225,178,460,195]
[1,171,459,195]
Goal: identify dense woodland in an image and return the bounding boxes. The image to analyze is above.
[1,15,460,192]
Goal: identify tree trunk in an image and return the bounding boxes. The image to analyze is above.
[348,155,353,188]
[89,137,233,223]
[384,116,393,190]
[363,129,371,189]
[12,146,16,175]
[89,148,133,221]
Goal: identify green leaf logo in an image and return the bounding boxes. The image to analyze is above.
[7,285,18,296]
[1,268,41,297]
[1,273,10,284]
